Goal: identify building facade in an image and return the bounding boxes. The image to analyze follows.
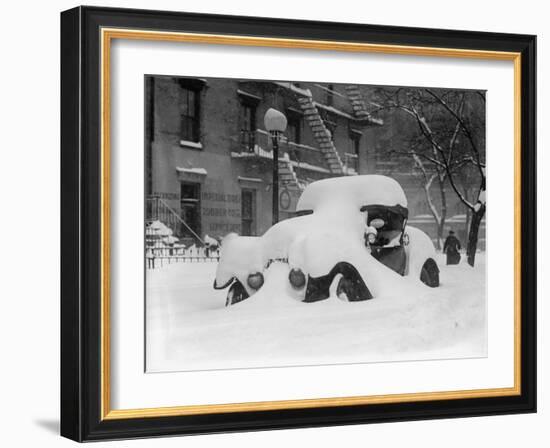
[145,76,484,248]
[146,76,384,243]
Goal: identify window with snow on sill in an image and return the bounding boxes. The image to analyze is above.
[180,140,203,150]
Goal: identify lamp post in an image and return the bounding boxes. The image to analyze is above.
[264,108,287,225]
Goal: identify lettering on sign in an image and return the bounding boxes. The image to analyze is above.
[201,186,242,237]
[202,191,241,203]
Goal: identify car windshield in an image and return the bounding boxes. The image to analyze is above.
[362,204,408,231]
[362,204,408,246]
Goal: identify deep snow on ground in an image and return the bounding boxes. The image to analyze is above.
[146,254,486,372]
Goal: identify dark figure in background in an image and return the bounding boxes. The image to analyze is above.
[443,230,461,265]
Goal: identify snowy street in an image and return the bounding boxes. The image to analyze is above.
[146,254,486,372]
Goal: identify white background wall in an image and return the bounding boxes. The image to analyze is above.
[0,0,546,446]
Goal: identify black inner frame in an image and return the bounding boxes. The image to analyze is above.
[61,6,537,442]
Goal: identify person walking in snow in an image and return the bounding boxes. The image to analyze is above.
[443,230,461,265]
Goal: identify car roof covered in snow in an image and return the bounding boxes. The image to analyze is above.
[296,175,408,212]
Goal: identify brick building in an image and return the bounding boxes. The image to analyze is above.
[145,76,484,247]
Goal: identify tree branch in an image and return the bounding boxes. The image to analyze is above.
[412,153,441,225]
[425,89,485,179]
[391,149,445,168]
[407,104,476,210]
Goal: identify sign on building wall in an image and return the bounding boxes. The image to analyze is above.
[201,177,242,237]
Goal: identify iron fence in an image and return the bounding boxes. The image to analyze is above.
[146,245,220,269]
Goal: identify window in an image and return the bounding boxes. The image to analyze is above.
[239,100,257,151]
[241,189,256,236]
[180,86,201,143]
[326,83,335,107]
[320,110,337,139]
[325,120,337,139]
[350,130,362,155]
[286,112,302,144]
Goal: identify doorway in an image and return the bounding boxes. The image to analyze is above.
[180,182,201,239]
[241,189,256,236]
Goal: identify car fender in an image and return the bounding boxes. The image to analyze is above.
[405,225,438,278]
[289,231,354,278]
[289,230,404,299]
[214,233,264,296]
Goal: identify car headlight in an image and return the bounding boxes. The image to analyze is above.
[247,272,264,290]
[289,268,306,289]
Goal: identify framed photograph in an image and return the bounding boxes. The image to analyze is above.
[60,6,536,442]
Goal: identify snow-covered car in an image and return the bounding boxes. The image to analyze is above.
[214,175,440,306]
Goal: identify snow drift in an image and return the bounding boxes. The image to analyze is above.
[146,254,486,372]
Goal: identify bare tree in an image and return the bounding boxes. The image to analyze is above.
[391,138,448,250]
[425,89,486,266]
[370,87,486,266]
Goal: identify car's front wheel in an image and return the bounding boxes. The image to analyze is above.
[420,258,440,287]
[225,280,249,306]
[304,262,373,302]
[334,264,373,302]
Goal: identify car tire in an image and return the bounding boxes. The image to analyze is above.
[225,280,249,306]
[420,258,440,287]
[336,276,355,301]
[335,268,373,302]
[305,262,373,302]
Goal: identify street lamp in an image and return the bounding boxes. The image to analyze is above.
[264,108,287,225]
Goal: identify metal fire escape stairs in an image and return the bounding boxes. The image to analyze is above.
[297,96,346,175]
[344,84,373,120]
[278,152,305,192]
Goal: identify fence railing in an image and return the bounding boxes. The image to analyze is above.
[235,129,328,172]
[146,196,204,245]
[146,245,220,269]
[236,129,279,154]
[146,196,217,268]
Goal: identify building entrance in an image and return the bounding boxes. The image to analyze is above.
[180,182,201,241]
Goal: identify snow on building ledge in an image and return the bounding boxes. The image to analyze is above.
[238,176,264,188]
[273,81,313,98]
[314,101,383,126]
[231,146,332,175]
[238,176,263,183]
[180,140,203,150]
[176,166,208,182]
[291,161,330,174]
[237,89,262,102]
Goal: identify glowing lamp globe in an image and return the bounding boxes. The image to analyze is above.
[264,108,287,133]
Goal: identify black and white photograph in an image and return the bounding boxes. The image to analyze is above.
[144,76,487,372]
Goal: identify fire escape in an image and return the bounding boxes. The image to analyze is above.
[296,95,346,175]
